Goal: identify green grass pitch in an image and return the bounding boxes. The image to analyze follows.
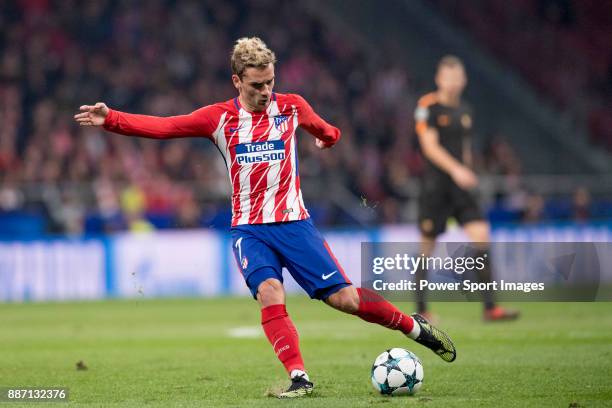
[1,298,611,407]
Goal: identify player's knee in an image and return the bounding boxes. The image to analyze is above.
[327,286,359,314]
[257,278,284,306]
[474,228,490,242]
[466,222,490,243]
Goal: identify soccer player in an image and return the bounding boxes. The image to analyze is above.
[75,37,456,398]
[414,55,520,321]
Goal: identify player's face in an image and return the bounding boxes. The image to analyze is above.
[435,65,467,98]
[233,64,275,111]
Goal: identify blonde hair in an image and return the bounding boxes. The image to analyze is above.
[231,37,276,78]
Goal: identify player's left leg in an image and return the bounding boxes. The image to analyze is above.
[324,285,456,363]
[453,183,520,321]
[267,219,456,363]
[463,220,520,321]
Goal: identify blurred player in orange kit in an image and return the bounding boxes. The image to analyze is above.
[414,56,520,322]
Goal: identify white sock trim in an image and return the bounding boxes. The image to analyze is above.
[290,369,309,382]
[407,316,421,340]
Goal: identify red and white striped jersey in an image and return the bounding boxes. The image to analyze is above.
[103,92,340,226]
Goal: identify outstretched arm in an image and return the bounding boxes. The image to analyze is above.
[74,102,216,140]
[294,95,341,150]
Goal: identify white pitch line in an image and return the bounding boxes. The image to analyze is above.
[227,326,263,338]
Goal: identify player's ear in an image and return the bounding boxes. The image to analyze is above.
[231,74,242,91]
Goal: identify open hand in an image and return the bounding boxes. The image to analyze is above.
[74,102,109,126]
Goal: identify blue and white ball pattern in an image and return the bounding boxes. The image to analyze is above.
[371,348,424,395]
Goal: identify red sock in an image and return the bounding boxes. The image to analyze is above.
[354,288,415,336]
[261,304,304,375]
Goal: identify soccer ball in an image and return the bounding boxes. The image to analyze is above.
[371,348,424,395]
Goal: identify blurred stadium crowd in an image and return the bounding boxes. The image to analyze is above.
[430,0,612,149]
[0,0,610,236]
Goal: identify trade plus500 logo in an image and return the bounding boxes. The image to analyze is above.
[235,140,285,165]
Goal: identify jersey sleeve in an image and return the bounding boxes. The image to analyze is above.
[292,94,341,147]
[103,105,220,140]
[414,94,438,135]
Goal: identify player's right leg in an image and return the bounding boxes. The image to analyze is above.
[416,235,437,320]
[255,278,314,398]
[231,227,313,398]
[417,183,449,319]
